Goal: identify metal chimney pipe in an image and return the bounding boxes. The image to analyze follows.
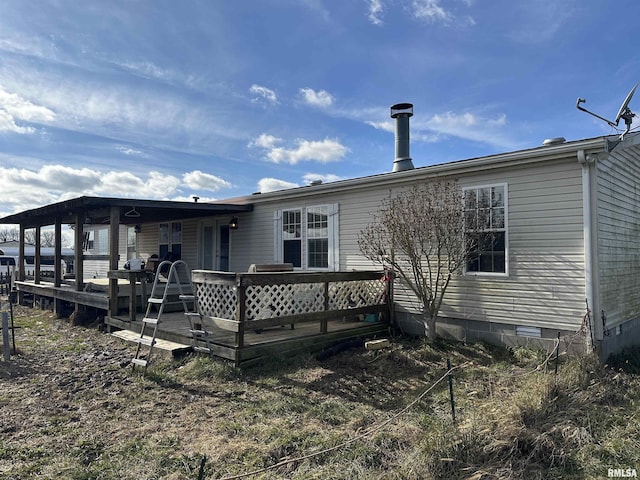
[390,102,414,172]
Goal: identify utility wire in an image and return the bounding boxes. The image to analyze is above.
[218,362,470,480]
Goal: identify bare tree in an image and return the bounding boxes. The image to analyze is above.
[358,179,487,340]
[39,229,57,247]
[0,226,20,243]
[0,226,58,247]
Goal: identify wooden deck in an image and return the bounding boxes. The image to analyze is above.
[15,280,110,310]
[14,278,145,312]
[16,268,393,367]
[105,311,389,367]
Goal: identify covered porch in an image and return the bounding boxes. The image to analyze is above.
[0,196,252,316]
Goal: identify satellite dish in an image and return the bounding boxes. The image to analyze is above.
[576,83,638,139]
[615,83,638,124]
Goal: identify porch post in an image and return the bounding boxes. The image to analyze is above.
[17,225,26,305]
[34,226,41,284]
[235,276,245,349]
[74,212,85,292]
[18,226,25,281]
[108,206,120,319]
[54,219,62,288]
[321,281,329,334]
[53,218,63,317]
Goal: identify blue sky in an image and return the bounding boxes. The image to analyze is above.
[1,0,639,218]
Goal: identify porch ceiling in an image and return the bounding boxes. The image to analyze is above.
[0,196,253,228]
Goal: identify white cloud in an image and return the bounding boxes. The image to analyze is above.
[412,0,451,23]
[116,145,148,157]
[145,171,183,198]
[258,177,299,193]
[266,138,349,165]
[250,134,349,165]
[248,133,282,149]
[367,110,514,148]
[423,111,513,147]
[249,84,278,105]
[116,60,173,82]
[182,170,232,192]
[366,119,394,133]
[170,195,218,203]
[0,85,56,133]
[299,87,334,108]
[96,171,147,194]
[367,0,385,25]
[364,0,474,27]
[427,111,506,130]
[0,164,231,217]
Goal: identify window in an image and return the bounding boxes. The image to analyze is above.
[275,204,339,271]
[464,184,507,275]
[159,222,182,260]
[83,228,108,255]
[307,206,329,268]
[282,209,302,267]
[82,231,93,251]
[127,226,137,260]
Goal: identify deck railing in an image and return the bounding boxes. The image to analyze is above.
[191,270,391,347]
[0,271,14,295]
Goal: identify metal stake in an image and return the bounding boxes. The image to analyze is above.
[447,357,456,424]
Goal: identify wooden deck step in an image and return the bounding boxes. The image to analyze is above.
[111,329,191,353]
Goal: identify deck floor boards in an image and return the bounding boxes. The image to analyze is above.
[105,311,388,365]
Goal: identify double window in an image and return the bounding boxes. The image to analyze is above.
[464,184,508,275]
[275,204,339,271]
[159,222,182,260]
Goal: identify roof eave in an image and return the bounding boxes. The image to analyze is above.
[245,136,611,203]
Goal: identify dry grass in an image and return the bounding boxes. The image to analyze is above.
[1,306,639,479]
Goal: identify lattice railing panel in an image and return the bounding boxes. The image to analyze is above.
[329,279,386,310]
[195,283,237,319]
[245,283,324,319]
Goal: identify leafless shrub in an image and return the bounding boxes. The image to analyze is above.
[358,179,487,339]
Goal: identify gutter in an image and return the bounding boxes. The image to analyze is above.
[577,149,601,350]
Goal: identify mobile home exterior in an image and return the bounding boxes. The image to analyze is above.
[200,134,640,360]
[3,134,640,360]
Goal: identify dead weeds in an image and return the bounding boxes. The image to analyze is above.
[0,305,639,479]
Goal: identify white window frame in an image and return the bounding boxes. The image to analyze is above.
[462,183,509,277]
[274,204,339,271]
[159,221,183,259]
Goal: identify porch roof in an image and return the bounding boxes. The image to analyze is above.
[0,196,254,228]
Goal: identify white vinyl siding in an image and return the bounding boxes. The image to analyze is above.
[83,225,129,279]
[438,161,586,331]
[227,156,586,331]
[596,144,640,330]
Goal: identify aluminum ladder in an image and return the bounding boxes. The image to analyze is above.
[180,288,214,356]
[131,260,195,372]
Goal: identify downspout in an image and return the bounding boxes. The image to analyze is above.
[577,149,601,352]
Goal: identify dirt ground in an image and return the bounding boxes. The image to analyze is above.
[2,304,438,479]
[3,303,639,480]
[0,305,222,478]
